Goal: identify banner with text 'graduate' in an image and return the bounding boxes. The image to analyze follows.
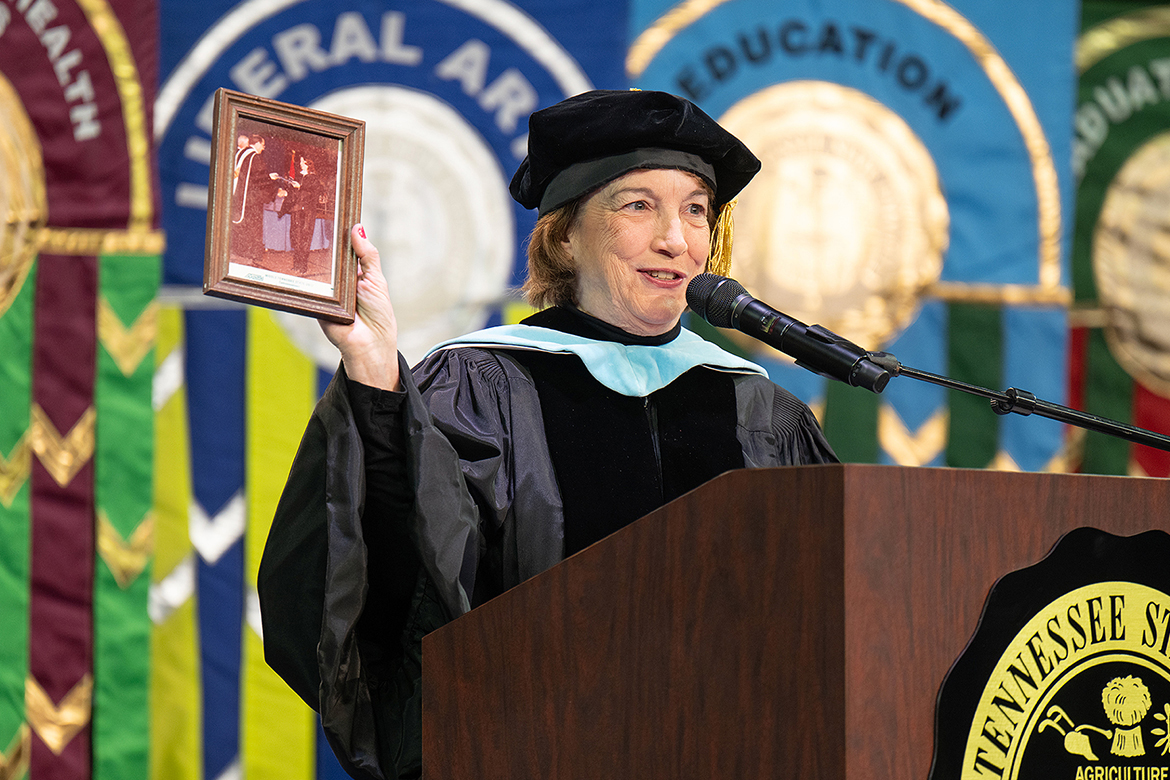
[631,0,1077,471]
[1073,2,1170,478]
[152,1,627,778]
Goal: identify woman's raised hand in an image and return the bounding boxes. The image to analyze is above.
[319,224,401,390]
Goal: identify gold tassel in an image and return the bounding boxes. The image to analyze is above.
[707,198,737,278]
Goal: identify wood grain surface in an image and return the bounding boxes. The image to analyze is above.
[421,465,1170,780]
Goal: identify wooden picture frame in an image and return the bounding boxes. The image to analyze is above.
[204,88,364,323]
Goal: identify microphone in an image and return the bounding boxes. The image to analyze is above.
[687,273,891,393]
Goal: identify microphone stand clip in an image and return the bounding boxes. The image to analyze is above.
[866,353,1170,454]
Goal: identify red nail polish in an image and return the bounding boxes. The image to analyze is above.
[358,226,366,239]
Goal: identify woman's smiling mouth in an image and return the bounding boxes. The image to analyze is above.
[642,269,682,281]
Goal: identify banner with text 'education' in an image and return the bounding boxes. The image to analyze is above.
[631,0,1077,471]
[152,1,627,779]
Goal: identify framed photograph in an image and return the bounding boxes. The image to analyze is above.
[204,88,364,323]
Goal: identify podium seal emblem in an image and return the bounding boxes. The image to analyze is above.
[930,528,1170,780]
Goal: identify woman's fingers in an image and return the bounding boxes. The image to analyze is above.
[351,225,392,319]
[317,224,401,390]
[351,223,383,274]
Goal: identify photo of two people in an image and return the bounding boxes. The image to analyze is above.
[229,120,336,279]
[204,89,363,323]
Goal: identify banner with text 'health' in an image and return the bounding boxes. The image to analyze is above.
[0,0,162,779]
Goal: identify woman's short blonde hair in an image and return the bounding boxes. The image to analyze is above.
[521,172,716,309]
[522,199,582,309]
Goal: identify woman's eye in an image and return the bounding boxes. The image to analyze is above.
[625,200,647,211]
[687,203,707,216]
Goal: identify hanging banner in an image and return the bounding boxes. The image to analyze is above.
[157,0,628,361]
[0,1,162,780]
[1072,2,1170,478]
[629,0,1077,472]
[153,1,627,778]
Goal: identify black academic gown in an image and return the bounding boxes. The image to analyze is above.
[278,171,326,270]
[257,308,836,779]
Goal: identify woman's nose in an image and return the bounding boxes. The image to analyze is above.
[655,214,688,256]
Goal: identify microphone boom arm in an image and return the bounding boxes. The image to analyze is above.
[869,353,1170,453]
[684,273,1170,450]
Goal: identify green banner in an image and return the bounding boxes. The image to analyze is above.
[0,264,34,776]
[94,253,159,780]
[1075,2,1170,476]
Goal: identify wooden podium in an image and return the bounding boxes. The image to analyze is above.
[420,464,1169,779]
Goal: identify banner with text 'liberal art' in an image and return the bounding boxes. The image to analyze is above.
[152,2,627,779]
[631,0,1077,471]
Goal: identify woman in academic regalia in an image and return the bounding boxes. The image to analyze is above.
[232,134,279,263]
[278,155,326,274]
[258,89,837,780]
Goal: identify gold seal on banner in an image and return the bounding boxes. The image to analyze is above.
[0,73,46,320]
[1093,132,1170,396]
[718,81,949,350]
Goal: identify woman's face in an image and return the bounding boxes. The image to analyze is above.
[565,168,711,336]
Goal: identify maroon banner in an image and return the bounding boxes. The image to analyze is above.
[1,0,161,776]
[0,1,136,228]
[1134,384,1170,478]
[29,254,98,778]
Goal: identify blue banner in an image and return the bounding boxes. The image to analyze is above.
[153,2,628,778]
[631,0,1077,471]
[158,1,628,356]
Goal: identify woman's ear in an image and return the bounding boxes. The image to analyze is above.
[560,221,575,258]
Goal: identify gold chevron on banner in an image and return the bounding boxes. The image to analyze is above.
[879,406,948,466]
[991,437,1080,474]
[989,448,1076,473]
[0,433,31,508]
[98,509,154,588]
[0,724,30,780]
[29,405,95,486]
[99,298,158,376]
[38,227,165,257]
[1061,427,1086,473]
[1039,428,1082,474]
[988,450,1022,472]
[25,675,92,755]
